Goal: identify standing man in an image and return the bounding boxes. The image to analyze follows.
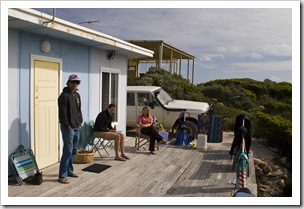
[57,74,83,184]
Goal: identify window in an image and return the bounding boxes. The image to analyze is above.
[127,93,135,106]
[138,92,151,107]
[100,68,119,121]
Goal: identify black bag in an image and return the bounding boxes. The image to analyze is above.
[26,171,43,185]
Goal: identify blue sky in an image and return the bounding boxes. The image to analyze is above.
[33,4,295,85]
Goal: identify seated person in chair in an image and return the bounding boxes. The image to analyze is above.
[94,104,129,161]
[137,106,166,154]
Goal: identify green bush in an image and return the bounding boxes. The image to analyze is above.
[263,101,292,120]
[268,82,292,102]
[243,83,268,97]
[252,112,292,163]
[240,88,257,102]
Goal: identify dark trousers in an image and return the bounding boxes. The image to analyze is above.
[141,125,162,151]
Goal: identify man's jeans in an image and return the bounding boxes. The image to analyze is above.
[59,126,80,179]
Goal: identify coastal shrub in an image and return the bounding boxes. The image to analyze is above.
[251,112,292,164]
[243,83,268,98]
[240,88,257,102]
[268,82,292,102]
[263,101,292,120]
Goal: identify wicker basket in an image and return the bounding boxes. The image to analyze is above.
[74,150,94,164]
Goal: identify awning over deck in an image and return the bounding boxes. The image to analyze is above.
[126,40,196,84]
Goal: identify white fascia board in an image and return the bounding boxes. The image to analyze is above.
[8,8,154,57]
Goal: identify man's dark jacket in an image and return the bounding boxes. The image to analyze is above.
[58,87,83,130]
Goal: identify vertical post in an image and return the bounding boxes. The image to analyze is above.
[179,54,182,75]
[192,59,195,84]
[170,50,173,74]
[187,59,190,81]
[158,41,163,69]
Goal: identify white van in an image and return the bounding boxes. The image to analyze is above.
[127,86,210,139]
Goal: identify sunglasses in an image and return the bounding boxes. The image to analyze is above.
[70,80,80,84]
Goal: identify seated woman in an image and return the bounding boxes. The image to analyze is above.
[137,106,166,154]
[94,104,129,161]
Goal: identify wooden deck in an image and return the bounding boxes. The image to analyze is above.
[8,132,257,198]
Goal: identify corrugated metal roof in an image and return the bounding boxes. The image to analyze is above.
[127,40,195,60]
[8,8,154,59]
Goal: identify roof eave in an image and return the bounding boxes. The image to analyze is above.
[8,8,154,58]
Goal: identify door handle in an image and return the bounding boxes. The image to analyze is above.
[35,85,39,99]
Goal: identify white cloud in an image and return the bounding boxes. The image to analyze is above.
[201,55,213,62]
[229,60,292,73]
[250,52,263,59]
[199,53,225,62]
[270,76,283,82]
[217,47,226,53]
[198,62,217,69]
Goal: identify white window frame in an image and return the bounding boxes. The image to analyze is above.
[99,67,121,120]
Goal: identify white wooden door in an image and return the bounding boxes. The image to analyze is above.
[34,60,60,169]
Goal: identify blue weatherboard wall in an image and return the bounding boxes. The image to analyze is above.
[18,31,90,147]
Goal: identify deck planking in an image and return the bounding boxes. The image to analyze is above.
[8,132,257,197]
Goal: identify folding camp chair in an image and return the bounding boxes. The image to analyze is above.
[91,122,119,157]
[135,124,159,151]
[92,135,114,157]
[10,145,40,185]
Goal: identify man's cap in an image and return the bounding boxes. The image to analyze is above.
[68,74,81,81]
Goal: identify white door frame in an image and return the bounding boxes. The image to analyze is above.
[30,54,62,153]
